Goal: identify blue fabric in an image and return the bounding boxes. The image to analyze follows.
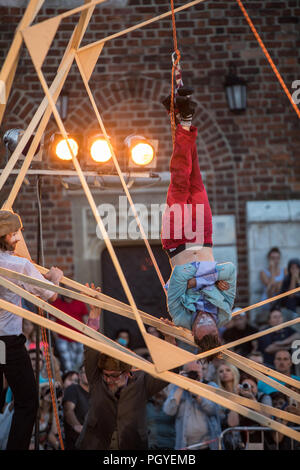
[163,382,222,450]
[165,261,236,329]
[258,374,300,395]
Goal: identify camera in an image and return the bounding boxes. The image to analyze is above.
[187,370,199,381]
[239,382,251,391]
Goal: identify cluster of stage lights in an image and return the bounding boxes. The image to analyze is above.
[53,134,156,168]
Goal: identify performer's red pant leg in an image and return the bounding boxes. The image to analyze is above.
[161,125,213,250]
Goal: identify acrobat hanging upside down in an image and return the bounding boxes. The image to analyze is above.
[161,88,236,356]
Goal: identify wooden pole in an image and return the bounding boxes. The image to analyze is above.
[75,53,166,291]
[1,297,300,443]
[186,378,300,425]
[223,350,300,390]
[0,0,98,201]
[0,0,45,123]
[78,0,208,53]
[223,352,300,403]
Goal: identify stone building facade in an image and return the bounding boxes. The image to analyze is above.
[0,0,300,316]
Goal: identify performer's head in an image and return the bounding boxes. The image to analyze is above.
[0,210,22,251]
[192,310,221,360]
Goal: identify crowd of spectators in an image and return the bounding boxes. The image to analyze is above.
[1,248,300,450]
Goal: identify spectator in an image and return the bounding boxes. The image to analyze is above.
[28,348,62,386]
[222,312,258,357]
[264,391,300,450]
[28,348,48,384]
[237,375,272,449]
[216,362,242,449]
[22,319,35,349]
[52,294,89,373]
[260,247,286,303]
[147,388,176,449]
[30,382,63,450]
[114,329,131,348]
[62,371,79,390]
[247,351,264,364]
[258,350,300,395]
[63,364,90,450]
[279,258,300,313]
[163,361,221,450]
[202,360,217,383]
[257,308,300,367]
[216,362,240,394]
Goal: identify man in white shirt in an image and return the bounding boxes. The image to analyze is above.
[0,210,63,450]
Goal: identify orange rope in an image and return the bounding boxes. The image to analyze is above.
[170,0,181,144]
[39,311,64,450]
[236,0,300,119]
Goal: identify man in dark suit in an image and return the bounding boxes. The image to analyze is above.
[76,297,174,450]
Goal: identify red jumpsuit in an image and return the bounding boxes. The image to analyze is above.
[161,124,213,255]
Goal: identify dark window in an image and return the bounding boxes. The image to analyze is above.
[101,244,171,349]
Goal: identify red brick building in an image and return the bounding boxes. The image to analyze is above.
[0,0,299,324]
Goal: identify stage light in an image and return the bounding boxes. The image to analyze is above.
[125,135,157,169]
[131,142,154,166]
[90,138,112,163]
[55,137,78,161]
[3,128,42,160]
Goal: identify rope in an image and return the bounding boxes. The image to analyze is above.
[40,316,65,450]
[170,0,182,145]
[236,0,300,119]
[36,177,64,450]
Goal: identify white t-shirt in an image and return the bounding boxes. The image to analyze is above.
[0,251,54,336]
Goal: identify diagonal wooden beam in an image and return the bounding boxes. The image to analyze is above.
[0,0,45,124]
[185,377,300,425]
[223,352,300,404]
[2,267,300,425]
[0,0,101,203]
[232,286,300,318]
[0,273,144,363]
[20,9,170,366]
[223,350,300,390]
[74,52,166,291]
[1,296,300,443]
[78,0,208,53]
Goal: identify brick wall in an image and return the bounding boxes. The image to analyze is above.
[1,0,300,304]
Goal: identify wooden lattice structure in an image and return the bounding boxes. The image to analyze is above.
[1,0,300,444]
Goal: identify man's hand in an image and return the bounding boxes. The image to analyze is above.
[238,387,255,400]
[73,424,83,434]
[85,283,102,319]
[159,317,176,345]
[44,266,63,285]
[216,280,230,291]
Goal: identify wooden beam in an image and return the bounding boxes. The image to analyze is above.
[26,53,163,365]
[232,287,300,317]
[2,52,75,209]
[0,266,194,344]
[75,52,166,291]
[186,377,300,425]
[0,0,45,123]
[223,353,300,404]
[1,296,300,443]
[78,0,208,53]
[0,273,144,363]
[0,0,98,201]
[223,350,300,390]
